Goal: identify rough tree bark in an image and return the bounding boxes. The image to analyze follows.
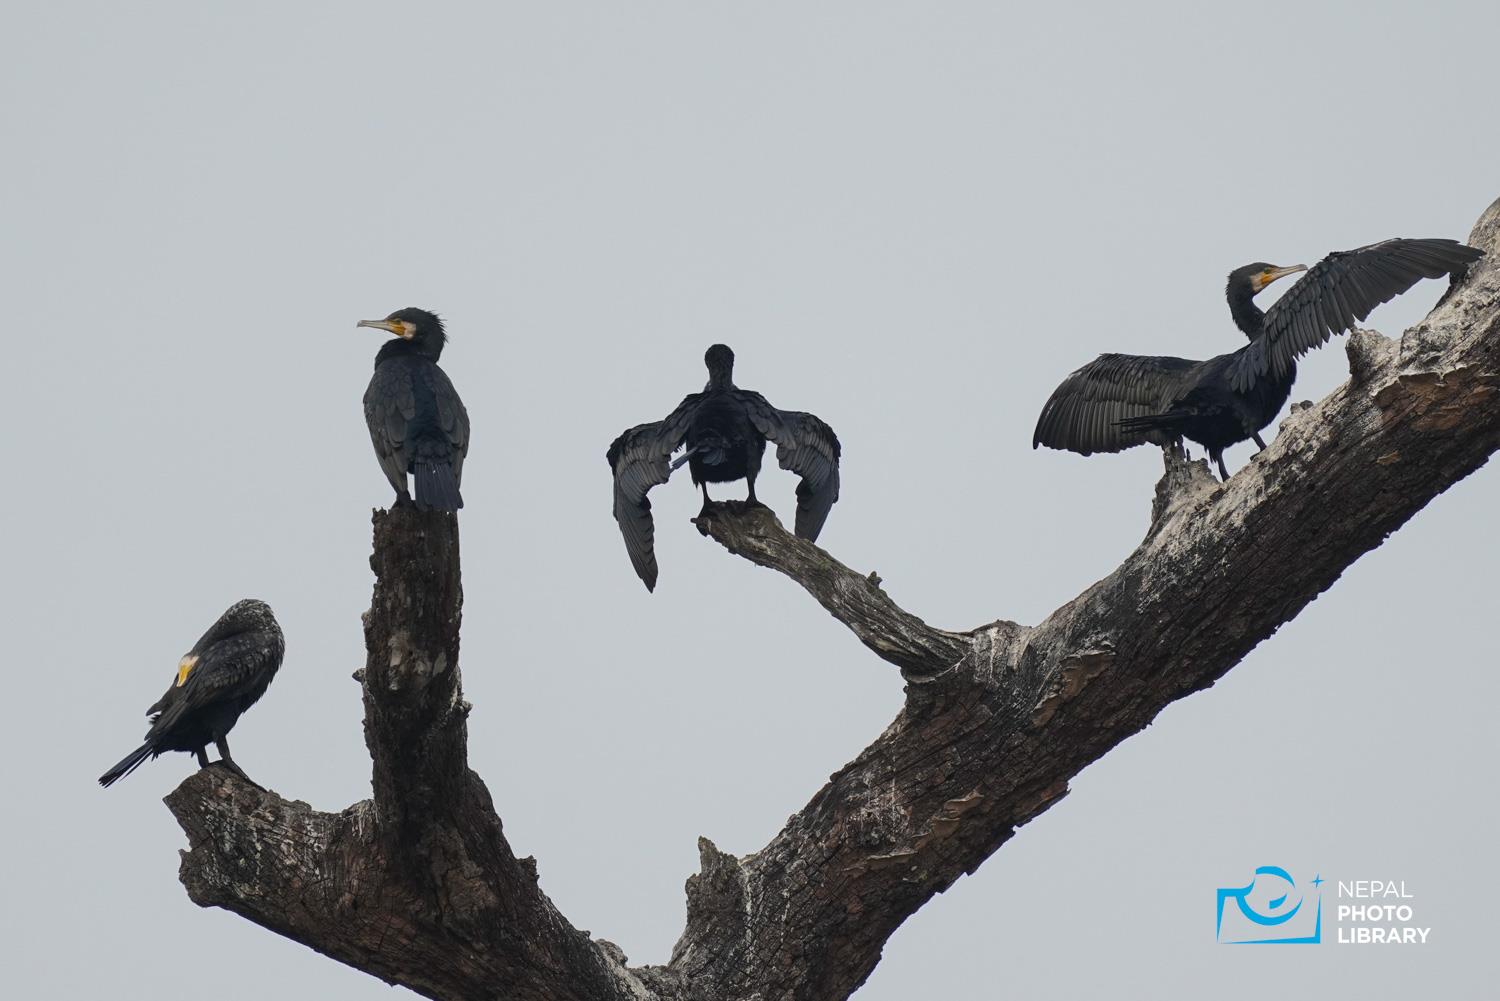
[166,197,1500,1001]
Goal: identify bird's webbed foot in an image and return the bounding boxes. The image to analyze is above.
[721,498,773,520]
[740,474,775,514]
[692,502,723,537]
[693,497,777,538]
[212,759,262,789]
[214,738,263,789]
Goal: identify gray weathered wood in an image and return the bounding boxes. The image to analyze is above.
[166,197,1500,1001]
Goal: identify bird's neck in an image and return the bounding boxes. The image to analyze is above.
[1227,289,1265,339]
[375,339,441,367]
[705,372,735,391]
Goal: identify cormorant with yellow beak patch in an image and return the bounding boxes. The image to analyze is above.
[99,599,284,787]
[358,307,471,511]
[1033,238,1482,479]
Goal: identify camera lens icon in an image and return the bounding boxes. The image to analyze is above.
[1216,866,1323,944]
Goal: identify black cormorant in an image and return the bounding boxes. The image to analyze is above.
[607,344,841,591]
[1033,238,1483,480]
[99,599,285,787]
[358,307,471,511]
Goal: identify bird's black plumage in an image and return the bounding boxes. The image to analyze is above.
[1034,238,1483,480]
[359,307,471,512]
[99,599,285,788]
[607,344,841,591]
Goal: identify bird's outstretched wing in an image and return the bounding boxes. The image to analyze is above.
[1232,238,1484,392]
[1033,353,1200,454]
[736,392,842,541]
[146,629,285,738]
[606,394,704,591]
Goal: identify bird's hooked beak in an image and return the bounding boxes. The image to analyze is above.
[1253,264,1308,293]
[357,318,415,340]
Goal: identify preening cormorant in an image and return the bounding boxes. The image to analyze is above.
[1033,238,1483,480]
[99,599,285,787]
[607,344,841,591]
[358,307,471,511]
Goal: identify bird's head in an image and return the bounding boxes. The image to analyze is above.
[218,598,278,630]
[704,343,736,388]
[705,346,735,390]
[1231,262,1308,297]
[357,307,447,358]
[178,599,280,686]
[705,346,735,373]
[1225,262,1309,337]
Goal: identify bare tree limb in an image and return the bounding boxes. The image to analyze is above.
[164,197,1500,1001]
[691,501,970,676]
[167,509,648,1001]
[668,197,1500,999]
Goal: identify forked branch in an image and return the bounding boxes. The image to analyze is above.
[166,197,1500,1001]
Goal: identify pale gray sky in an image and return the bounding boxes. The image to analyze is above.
[3,3,1495,998]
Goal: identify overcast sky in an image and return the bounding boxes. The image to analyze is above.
[4,3,1496,998]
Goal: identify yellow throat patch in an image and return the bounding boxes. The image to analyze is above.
[175,655,199,687]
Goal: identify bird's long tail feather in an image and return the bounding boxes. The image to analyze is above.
[669,447,700,471]
[683,432,732,468]
[414,461,463,512]
[98,742,154,788]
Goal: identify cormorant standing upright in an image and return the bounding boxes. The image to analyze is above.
[1033,238,1483,479]
[358,307,471,511]
[99,599,284,787]
[608,344,841,591]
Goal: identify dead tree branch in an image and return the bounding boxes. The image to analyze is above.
[167,511,646,1001]
[691,501,970,676]
[165,197,1500,1001]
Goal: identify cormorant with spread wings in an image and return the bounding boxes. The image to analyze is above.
[1033,238,1482,480]
[99,599,285,787]
[608,344,841,591]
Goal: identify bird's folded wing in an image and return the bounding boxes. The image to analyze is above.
[606,394,702,590]
[364,367,419,487]
[148,632,282,736]
[737,392,842,542]
[1233,237,1485,392]
[1033,353,1198,454]
[425,366,471,481]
